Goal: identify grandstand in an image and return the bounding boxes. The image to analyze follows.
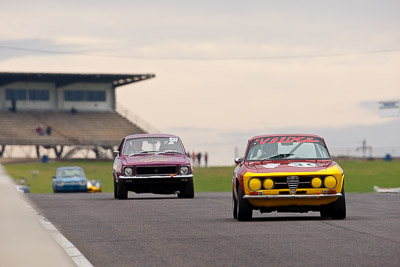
[0,72,156,159]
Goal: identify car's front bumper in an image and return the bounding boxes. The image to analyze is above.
[118,174,193,180]
[54,185,87,192]
[244,193,342,199]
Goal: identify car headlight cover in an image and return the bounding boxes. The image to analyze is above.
[324,176,337,189]
[56,181,64,187]
[263,178,274,189]
[180,166,190,175]
[248,178,262,191]
[124,167,133,176]
[311,177,322,188]
[79,180,87,186]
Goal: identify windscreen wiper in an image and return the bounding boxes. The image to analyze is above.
[156,150,183,155]
[129,151,156,156]
[267,153,294,159]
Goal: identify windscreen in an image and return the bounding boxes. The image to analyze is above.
[57,168,85,178]
[122,137,185,156]
[246,136,331,161]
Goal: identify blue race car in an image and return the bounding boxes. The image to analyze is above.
[53,166,88,193]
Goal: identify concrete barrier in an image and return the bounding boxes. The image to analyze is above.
[0,165,75,267]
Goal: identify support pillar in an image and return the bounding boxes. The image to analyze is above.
[0,145,6,157]
[53,145,64,158]
[36,145,41,158]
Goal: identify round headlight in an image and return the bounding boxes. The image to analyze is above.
[180,166,189,175]
[248,178,262,191]
[124,167,133,176]
[311,177,322,188]
[79,180,87,186]
[56,181,64,187]
[263,178,274,189]
[324,176,337,189]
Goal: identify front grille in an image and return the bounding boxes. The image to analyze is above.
[255,176,316,190]
[136,166,178,176]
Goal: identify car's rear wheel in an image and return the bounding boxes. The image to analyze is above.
[320,187,346,219]
[236,185,252,221]
[232,189,238,219]
[116,180,128,199]
[178,178,194,198]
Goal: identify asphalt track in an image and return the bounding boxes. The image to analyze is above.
[27,192,400,267]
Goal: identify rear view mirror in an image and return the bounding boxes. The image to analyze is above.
[113,150,119,157]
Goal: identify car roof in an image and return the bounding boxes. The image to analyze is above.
[124,133,180,139]
[249,134,324,140]
[56,166,83,170]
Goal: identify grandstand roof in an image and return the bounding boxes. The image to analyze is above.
[0,72,155,87]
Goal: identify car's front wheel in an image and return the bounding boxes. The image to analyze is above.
[113,180,117,199]
[320,187,346,219]
[178,178,194,198]
[232,189,238,219]
[236,185,252,221]
[116,180,128,199]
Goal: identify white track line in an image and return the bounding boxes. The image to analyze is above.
[25,202,94,267]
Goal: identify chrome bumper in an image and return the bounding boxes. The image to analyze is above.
[118,174,193,179]
[244,193,342,199]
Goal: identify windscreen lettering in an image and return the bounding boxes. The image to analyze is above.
[253,136,321,145]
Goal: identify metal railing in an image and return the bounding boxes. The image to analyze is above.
[116,104,160,134]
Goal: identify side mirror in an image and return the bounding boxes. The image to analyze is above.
[234,157,243,165]
[113,150,120,157]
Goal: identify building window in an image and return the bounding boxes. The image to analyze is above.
[86,91,106,101]
[29,90,49,101]
[64,90,106,102]
[64,90,85,101]
[6,89,27,100]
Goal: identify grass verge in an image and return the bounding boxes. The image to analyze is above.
[3,159,400,194]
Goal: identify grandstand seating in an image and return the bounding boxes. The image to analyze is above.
[0,111,145,147]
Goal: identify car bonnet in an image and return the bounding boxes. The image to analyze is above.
[250,160,333,173]
[123,154,190,166]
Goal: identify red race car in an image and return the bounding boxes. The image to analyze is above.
[232,134,346,221]
[113,134,194,199]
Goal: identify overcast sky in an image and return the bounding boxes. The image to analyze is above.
[1,0,399,165]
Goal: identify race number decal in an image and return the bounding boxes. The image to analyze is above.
[262,163,280,169]
[288,162,319,167]
[169,137,178,143]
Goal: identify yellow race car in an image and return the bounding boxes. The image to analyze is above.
[232,134,345,221]
[87,179,102,193]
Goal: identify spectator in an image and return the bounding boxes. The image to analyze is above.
[192,151,196,165]
[9,98,16,112]
[197,152,202,167]
[36,123,44,135]
[204,152,208,167]
[46,126,52,135]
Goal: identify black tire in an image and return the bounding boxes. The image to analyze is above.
[178,178,194,198]
[116,180,128,199]
[236,185,252,221]
[320,187,346,219]
[232,189,238,219]
[113,180,117,199]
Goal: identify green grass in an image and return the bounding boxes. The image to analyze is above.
[3,159,400,193]
[4,160,114,194]
[336,159,400,192]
